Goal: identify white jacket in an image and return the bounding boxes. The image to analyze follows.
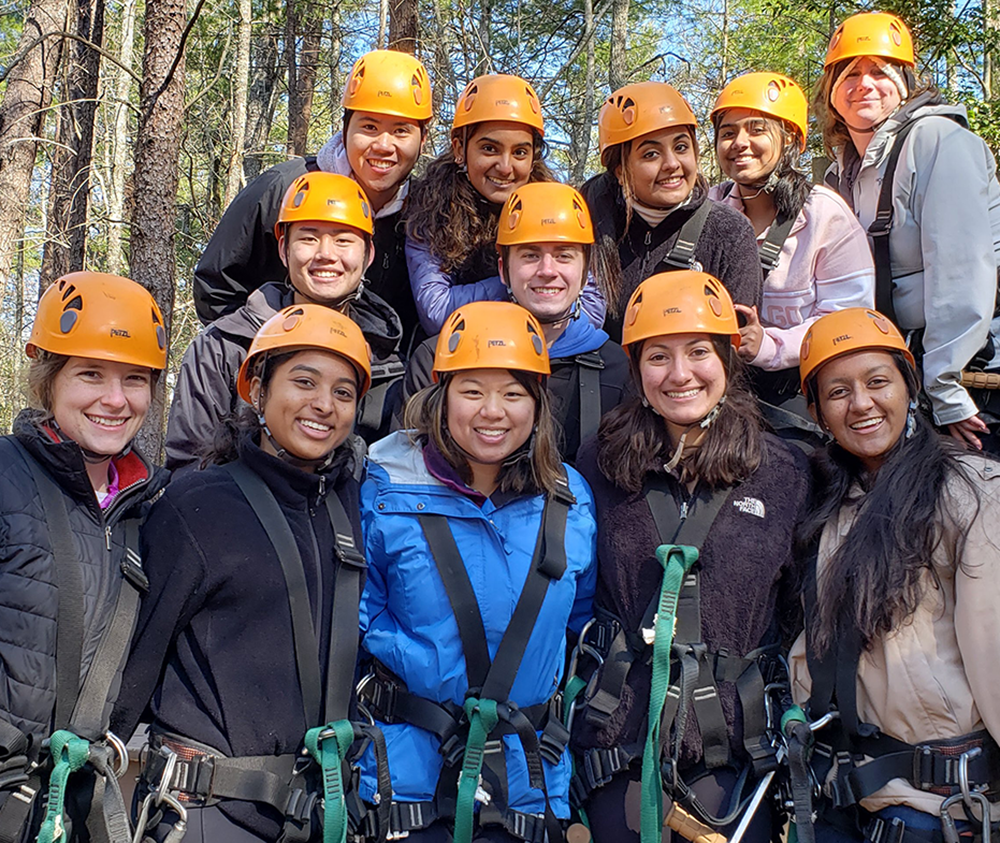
[830,95,1000,425]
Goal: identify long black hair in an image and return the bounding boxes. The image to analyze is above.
[799,351,979,655]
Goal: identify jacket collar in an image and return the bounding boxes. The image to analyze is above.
[235,431,353,509]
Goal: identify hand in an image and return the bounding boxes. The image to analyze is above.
[946,415,988,450]
[735,304,763,362]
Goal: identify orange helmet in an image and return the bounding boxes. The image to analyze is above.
[27,272,167,369]
[237,304,373,402]
[433,301,549,381]
[621,271,741,352]
[342,49,433,122]
[825,12,915,69]
[452,74,545,137]
[711,72,808,152]
[799,307,914,393]
[274,172,374,238]
[598,81,697,166]
[497,182,594,246]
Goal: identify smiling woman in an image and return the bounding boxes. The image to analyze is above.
[0,272,169,843]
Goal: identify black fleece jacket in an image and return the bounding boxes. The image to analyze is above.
[581,173,764,343]
[571,432,808,769]
[111,435,364,839]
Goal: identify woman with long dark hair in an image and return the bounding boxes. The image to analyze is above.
[405,75,604,335]
[582,82,763,343]
[355,301,597,842]
[790,307,1000,843]
[814,11,1000,453]
[709,72,874,440]
[112,304,378,843]
[569,271,807,843]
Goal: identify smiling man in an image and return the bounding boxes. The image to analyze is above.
[397,182,629,462]
[193,49,432,349]
[166,173,405,474]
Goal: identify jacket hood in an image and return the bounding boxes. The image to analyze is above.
[211,282,292,342]
[315,131,410,219]
[550,312,609,358]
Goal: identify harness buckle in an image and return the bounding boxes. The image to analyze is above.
[284,788,318,823]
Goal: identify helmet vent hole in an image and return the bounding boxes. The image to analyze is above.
[60,283,77,301]
[64,294,83,312]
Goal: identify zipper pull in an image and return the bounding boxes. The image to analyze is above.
[644,231,652,246]
[318,475,326,498]
[679,500,689,521]
[105,526,112,551]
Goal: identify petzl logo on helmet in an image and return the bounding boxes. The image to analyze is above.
[663,307,682,314]
[377,89,393,98]
[832,333,852,344]
[110,328,131,338]
[541,218,556,225]
[488,339,507,347]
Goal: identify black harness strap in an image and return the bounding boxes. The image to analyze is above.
[228,461,323,727]
[721,181,810,280]
[575,352,604,449]
[659,199,713,272]
[866,119,921,326]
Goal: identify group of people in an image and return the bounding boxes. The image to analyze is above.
[2,10,1000,843]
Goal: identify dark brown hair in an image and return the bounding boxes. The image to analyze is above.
[596,335,764,492]
[405,127,555,277]
[403,369,564,496]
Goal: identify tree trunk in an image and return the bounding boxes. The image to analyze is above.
[243,28,280,181]
[388,0,418,53]
[285,0,320,156]
[0,0,68,282]
[569,0,595,184]
[42,0,104,281]
[225,0,252,206]
[609,0,628,90]
[106,0,138,275]
[130,0,186,458]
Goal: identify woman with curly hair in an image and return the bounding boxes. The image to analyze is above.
[405,74,605,335]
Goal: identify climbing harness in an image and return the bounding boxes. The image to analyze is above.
[356,470,578,843]
[133,461,390,843]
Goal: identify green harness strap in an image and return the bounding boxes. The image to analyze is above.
[640,543,700,843]
[304,720,356,843]
[454,698,500,843]
[37,730,90,843]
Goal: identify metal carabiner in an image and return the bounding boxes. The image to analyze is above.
[355,672,377,727]
[940,793,966,843]
[809,711,840,733]
[154,745,179,805]
[959,747,984,807]
[157,790,189,843]
[105,731,129,779]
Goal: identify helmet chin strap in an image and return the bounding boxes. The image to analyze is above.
[257,413,338,473]
[651,395,727,472]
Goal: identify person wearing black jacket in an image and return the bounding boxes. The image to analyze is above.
[193,50,432,350]
[166,172,405,475]
[0,272,169,843]
[396,182,628,464]
[113,305,375,843]
[584,81,763,343]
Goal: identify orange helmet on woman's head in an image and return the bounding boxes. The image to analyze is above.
[799,307,914,394]
[237,304,373,402]
[452,75,544,136]
[433,301,549,381]
[825,12,915,68]
[711,72,808,152]
[621,271,741,353]
[27,272,168,370]
[598,82,697,166]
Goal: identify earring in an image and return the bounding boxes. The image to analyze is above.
[905,399,918,439]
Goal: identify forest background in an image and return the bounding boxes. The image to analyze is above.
[0,0,993,452]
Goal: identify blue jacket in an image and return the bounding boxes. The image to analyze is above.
[405,238,607,335]
[358,432,597,816]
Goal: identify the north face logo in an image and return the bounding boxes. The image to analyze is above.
[732,497,765,518]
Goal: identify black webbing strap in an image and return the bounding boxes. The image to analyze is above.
[19,447,85,732]
[227,461,323,728]
[323,492,366,721]
[357,359,406,441]
[802,541,835,720]
[867,119,921,326]
[643,480,735,770]
[659,199,712,271]
[575,352,604,448]
[758,209,797,279]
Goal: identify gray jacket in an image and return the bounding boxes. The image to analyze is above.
[165,282,404,475]
[830,95,1000,425]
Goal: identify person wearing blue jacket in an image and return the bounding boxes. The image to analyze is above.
[357,300,598,842]
[396,183,629,463]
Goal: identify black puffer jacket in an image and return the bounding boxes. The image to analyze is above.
[0,410,167,745]
[165,281,404,475]
[581,173,764,343]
